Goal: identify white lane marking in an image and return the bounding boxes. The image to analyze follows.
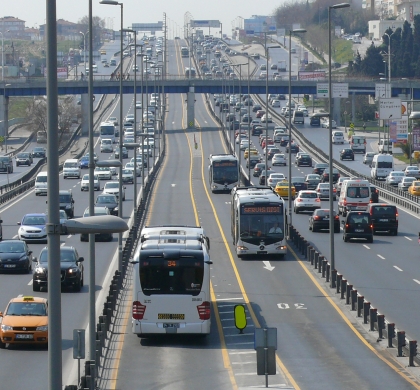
[263,260,275,271]
[393,266,403,272]
[363,245,370,249]
[60,242,66,247]
[27,279,33,285]
[171,184,176,187]
[413,279,420,285]
[405,236,412,241]
[13,235,18,239]
[377,254,385,260]
[216,297,244,301]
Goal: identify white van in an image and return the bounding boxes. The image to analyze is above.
[35,171,48,196]
[292,110,304,124]
[332,131,345,144]
[350,135,366,153]
[338,179,371,216]
[63,159,81,179]
[378,139,392,154]
[370,154,394,180]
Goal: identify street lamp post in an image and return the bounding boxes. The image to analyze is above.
[79,31,89,70]
[344,100,350,133]
[100,0,124,272]
[0,32,4,80]
[328,2,350,286]
[288,29,306,231]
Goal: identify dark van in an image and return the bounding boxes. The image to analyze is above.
[367,203,398,235]
[310,116,321,126]
[342,211,373,243]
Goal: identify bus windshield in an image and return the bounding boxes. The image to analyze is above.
[212,161,238,185]
[100,125,115,135]
[140,256,204,296]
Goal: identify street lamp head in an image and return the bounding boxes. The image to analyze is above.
[292,28,307,34]
[99,0,120,4]
[330,2,350,9]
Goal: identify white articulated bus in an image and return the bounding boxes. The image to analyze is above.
[208,154,239,192]
[231,186,287,258]
[132,226,212,336]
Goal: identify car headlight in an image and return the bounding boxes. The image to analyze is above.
[36,325,48,331]
[1,324,13,331]
[65,205,71,209]
[35,267,46,274]
[19,227,25,233]
[68,267,79,274]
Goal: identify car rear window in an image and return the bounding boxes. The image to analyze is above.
[348,214,369,224]
[300,192,317,198]
[371,206,396,215]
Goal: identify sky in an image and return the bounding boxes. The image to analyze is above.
[5,0,278,37]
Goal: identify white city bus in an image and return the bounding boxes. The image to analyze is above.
[132,225,212,336]
[231,186,287,258]
[99,122,117,143]
[208,154,239,192]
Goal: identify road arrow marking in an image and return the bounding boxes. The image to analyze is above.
[263,261,275,271]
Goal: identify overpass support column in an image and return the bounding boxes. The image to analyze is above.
[0,95,4,136]
[81,93,89,136]
[186,87,195,129]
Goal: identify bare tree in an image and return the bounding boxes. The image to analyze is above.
[27,96,81,148]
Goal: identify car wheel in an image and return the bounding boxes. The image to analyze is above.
[393,229,398,236]
[309,224,312,230]
[75,278,82,292]
[27,262,32,274]
[334,227,340,233]
[294,207,299,214]
[33,282,40,292]
[352,158,354,161]
[0,340,5,349]
[343,235,348,242]
[367,237,373,243]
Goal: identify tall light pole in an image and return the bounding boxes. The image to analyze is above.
[288,29,306,231]
[0,32,4,80]
[328,2,350,286]
[79,31,88,68]
[100,0,124,272]
[383,26,396,96]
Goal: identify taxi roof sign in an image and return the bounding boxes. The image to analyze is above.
[22,296,34,301]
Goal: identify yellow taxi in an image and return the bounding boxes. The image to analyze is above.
[274,180,296,199]
[244,148,258,159]
[408,181,420,196]
[0,296,48,349]
[100,49,106,55]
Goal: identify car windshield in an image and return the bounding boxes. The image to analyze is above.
[18,153,29,158]
[0,242,25,253]
[122,169,132,175]
[59,210,67,219]
[22,215,46,225]
[97,196,115,204]
[6,302,47,316]
[39,248,77,263]
[59,194,71,202]
[105,183,119,188]
[64,162,78,168]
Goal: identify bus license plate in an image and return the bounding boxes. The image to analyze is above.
[163,323,179,328]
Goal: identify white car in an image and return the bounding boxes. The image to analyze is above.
[261,114,272,123]
[398,176,415,191]
[81,174,100,191]
[17,213,47,242]
[94,166,112,180]
[103,181,126,200]
[118,168,135,184]
[321,119,337,129]
[240,139,250,150]
[236,134,247,144]
[271,100,281,107]
[131,156,147,168]
[267,173,286,188]
[125,162,141,177]
[100,138,113,153]
[294,190,322,213]
[404,165,420,178]
[125,114,135,123]
[385,171,405,186]
[135,101,142,109]
[272,153,287,166]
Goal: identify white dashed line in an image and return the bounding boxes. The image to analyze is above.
[363,245,370,249]
[377,254,385,260]
[393,266,403,272]
[405,236,412,241]
[413,279,420,285]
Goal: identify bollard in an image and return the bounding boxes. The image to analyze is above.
[409,340,417,367]
[357,295,364,317]
[369,308,377,331]
[314,251,319,269]
[302,239,307,256]
[307,246,313,262]
[378,314,385,339]
[96,339,101,366]
[326,263,330,283]
[363,301,370,324]
[310,248,315,265]
[351,289,357,310]
[397,331,406,357]
[388,323,396,348]
[340,279,347,299]
[344,284,351,304]
[322,259,327,278]
[318,255,324,273]
[336,274,342,294]
[331,269,337,288]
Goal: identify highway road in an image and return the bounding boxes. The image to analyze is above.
[1,34,420,390]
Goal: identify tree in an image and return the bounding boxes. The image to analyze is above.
[26,96,81,148]
[78,16,105,49]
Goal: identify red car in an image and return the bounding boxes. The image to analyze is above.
[256,110,266,118]
[261,138,274,149]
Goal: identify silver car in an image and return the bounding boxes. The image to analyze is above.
[316,183,336,200]
[385,171,405,186]
[363,152,375,165]
[398,176,415,191]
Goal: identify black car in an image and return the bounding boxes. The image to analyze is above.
[246,156,260,169]
[305,174,321,190]
[251,125,263,136]
[0,155,13,173]
[310,116,321,126]
[95,194,119,216]
[115,146,128,159]
[278,94,286,100]
[32,147,47,158]
[32,246,84,291]
[259,170,271,185]
[59,190,75,218]
[285,142,299,153]
[252,104,262,112]
[321,168,340,183]
[370,184,379,203]
[340,148,355,161]
[296,154,312,167]
[267,147,280,160]
[342,211,373,243]
[0,240,32,273]
[280,137,291,147]
[367,203,398,235]
[313,163,329,175]
[253,163,267,177]
[291,177,307,192]
[15,152,33,166]
[309,209,340,233]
